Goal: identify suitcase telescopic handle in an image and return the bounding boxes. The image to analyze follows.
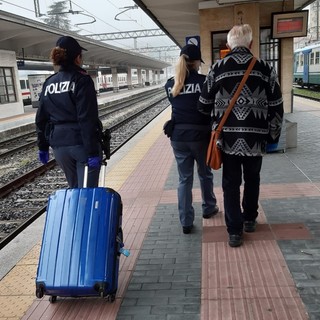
[84,165,88,188]
[99,161,107,187]
[83,161,107,188]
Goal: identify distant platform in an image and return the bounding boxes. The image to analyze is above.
[0,84,163,140]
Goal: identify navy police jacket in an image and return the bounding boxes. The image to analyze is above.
[164,70,211,142]
[36,64,101,157]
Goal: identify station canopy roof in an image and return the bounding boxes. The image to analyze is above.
[0,10,169,70]
[133,0,316,48]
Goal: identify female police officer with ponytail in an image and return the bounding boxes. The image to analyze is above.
[35,36,102,188]
[164,44,219,234]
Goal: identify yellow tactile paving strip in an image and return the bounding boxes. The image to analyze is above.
[0,245,41,320]
[105,109,171,192]
[0,109,171,320]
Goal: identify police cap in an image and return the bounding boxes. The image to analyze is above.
[56,36,87,60]
[180,44,204,63]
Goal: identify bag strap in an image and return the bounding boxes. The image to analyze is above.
[216,57,257,132]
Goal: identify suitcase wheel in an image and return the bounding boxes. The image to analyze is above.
[36,286,44,299]
[49,296,57,303]
[108,294,116,302]
[95,283,107,297]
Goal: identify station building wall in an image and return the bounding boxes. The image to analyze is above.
[199,0,295,113]
[0,50,24,119]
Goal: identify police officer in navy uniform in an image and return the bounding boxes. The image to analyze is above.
[164,44,219,234]
[36,36,102,188]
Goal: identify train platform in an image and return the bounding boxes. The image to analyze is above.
[0,95,320,320]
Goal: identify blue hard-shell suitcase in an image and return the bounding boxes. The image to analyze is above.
[35,166,124,303]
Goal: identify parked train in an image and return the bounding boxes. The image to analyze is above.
[19,70,140,105]
[96,72,139,93]
[294,42,320,88]
[19,70,53,106]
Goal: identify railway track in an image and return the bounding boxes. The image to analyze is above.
[0,94,169,249]
[0,88,163,158]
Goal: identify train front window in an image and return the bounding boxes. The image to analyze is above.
[0,67,17,104]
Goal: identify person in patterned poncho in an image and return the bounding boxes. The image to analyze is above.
[197,24,284,247]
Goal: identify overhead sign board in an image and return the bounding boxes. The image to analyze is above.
[271,10,308,39]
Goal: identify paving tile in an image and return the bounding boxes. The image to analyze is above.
[271,223,313,240]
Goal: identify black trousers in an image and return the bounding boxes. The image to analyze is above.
[222,153,262,235]
[53,145,101,188]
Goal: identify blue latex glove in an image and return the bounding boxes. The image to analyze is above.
[266,143,278,152]
[88,156,100,168]
[38,150,49,164]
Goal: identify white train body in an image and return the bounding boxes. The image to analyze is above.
[19,70,141,105]
[19,70,53,105]
[97,72,139,92]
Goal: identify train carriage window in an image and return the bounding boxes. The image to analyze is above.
[20,80,26,90]
[316,52,320,64]
[295,54,299,67]
[310,52,315,65]
[0,67,17,104]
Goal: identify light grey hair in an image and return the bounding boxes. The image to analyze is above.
[227,24,252,50]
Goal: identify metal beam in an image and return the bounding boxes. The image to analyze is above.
[132,0,180,47]
[130,45,179,53]
[84,29,166,41]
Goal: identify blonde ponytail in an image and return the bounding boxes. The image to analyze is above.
[171,55,189,97]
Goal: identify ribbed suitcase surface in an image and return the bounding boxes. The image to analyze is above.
[36,187,122,301]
